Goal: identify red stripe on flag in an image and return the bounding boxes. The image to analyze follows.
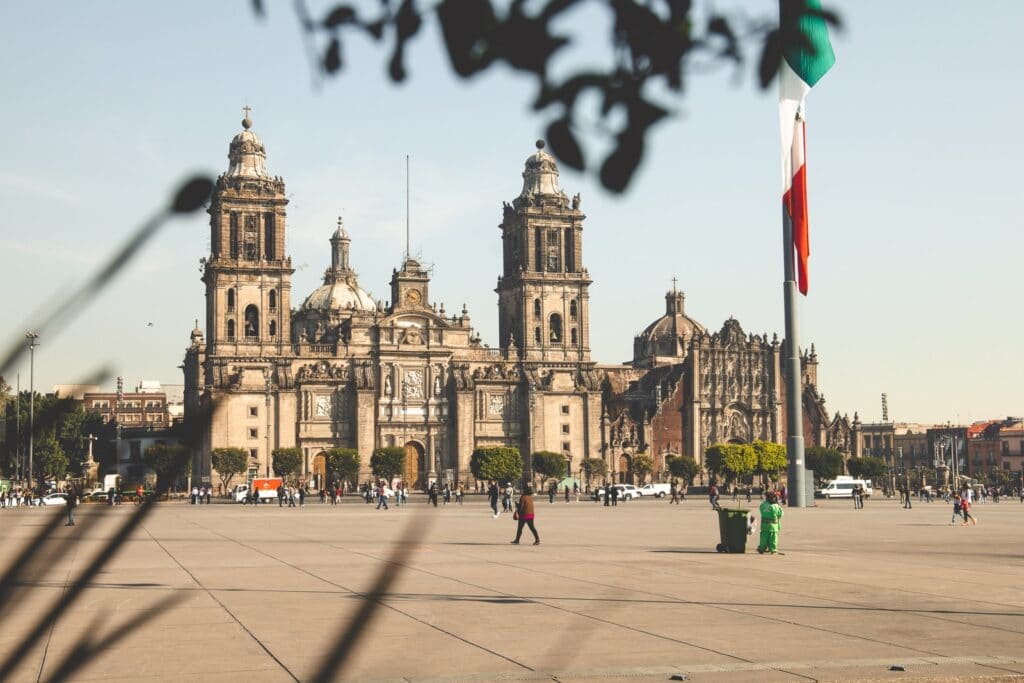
[784,121,810,295]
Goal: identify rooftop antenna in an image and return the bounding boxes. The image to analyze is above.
[405,154,410,260]
[881,392,889,423]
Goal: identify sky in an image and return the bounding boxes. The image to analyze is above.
[1,1,1022,425]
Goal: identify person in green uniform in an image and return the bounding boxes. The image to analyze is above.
[757,490,784,554]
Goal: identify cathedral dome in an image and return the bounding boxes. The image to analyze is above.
[300,217,376,313]
[633,288,705,366]
[301,280,376,312]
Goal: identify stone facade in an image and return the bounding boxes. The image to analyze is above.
[184,118,850,490]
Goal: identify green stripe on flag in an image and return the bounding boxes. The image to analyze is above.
[782,0,836,87]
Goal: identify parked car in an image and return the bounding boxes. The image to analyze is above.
[40,493,68,506]
[638,483,671,498]
[87,490,109,502]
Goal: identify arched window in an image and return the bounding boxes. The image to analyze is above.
[533,298,541,318]
[570,328,578,346]
[269,320,277,338]
[569,299,578,320]
[268,289,277,310]
[244,305,259,339]
[226,288,235,311]
[534,327,541,344]
[549,313,563,343]
[226,319,236,341]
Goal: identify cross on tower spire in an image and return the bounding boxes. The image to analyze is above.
[243,104,252,119]
[671,275,678,293]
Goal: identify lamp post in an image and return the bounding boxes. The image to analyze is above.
[264,369,272,478]
[26,332,38,492]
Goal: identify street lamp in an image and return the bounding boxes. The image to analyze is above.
[264,369,273,478]
[25,332,38,492]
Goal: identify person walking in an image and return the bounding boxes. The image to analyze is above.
[564,484,570,503]
[65,485,78,526]
[961,495,977,525]
[757,491,784,554]
[670,482,679,504]
[902,484,912,509]
[548,484,556,504]
[503,484,513,512]
[375,481,389,510]
[574,482,580,502]
[488,482,500,518]
[510,485,540,545]
[708,483,721,511]
[610,484,619,507]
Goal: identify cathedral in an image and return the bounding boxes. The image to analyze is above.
[183,115,852,489]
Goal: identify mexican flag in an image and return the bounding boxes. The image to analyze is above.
[779,0,835,295]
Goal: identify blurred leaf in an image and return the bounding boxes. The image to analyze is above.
[324,38,342,73]
[389,0,423,81]
[546,118,583,171]
[437,0,497,77]
[324,5,357,27]
[170,176,214,214]
[758,29,781,88]
[251,0,265,18]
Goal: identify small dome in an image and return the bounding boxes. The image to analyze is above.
[226,116,269,178]
[633,289,704,365]
[520,139,564,198]
[301,280,376,313]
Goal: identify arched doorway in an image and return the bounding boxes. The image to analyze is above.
[618,453,632,484]
[312,453,327,490]
[404,441,425,490]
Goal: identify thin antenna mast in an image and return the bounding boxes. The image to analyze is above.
[405,154,410,260]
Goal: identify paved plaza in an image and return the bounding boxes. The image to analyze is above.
[1,495,1022,682]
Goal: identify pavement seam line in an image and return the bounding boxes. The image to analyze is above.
[139,523,300,682]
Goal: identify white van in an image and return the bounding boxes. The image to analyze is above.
[819,477,872,499]
[638,483,672,498]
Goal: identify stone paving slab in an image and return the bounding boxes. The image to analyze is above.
[1,496,1022,681]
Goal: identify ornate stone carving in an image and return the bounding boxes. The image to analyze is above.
[402,326,423,345]
[402,369,424,399]
[488,394,506,417]
[315,395,332,418]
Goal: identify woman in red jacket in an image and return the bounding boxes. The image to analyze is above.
[511,485,541,545]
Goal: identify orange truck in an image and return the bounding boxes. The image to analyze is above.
[231,477,283,502]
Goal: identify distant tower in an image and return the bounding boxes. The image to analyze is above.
[202,109,293,357]
[496,140,591,362]
[881,392,889,423]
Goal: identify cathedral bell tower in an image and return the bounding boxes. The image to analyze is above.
[203,110,294,358]
[496,140,591,362]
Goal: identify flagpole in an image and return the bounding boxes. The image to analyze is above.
[782,131,806,509]
[782,201,806,507]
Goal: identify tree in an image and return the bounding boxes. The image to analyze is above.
[631,453,654,485]
[667,455,698,485]
[531,451,566,489]
[470,446,522,484]
[143,443,188,488]
[805,446,845,483]
[267,2,840,194]
[752,440,787,482]
[847,455,887,482]
[704,443,756,485]
[370,446,405,482]
[272,447,303,482]
[325,447,360,485]
[34,434,68,483]
[211,447,248,492]
[581,457,607,486]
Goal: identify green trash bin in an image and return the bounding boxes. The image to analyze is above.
[715,508,750,553]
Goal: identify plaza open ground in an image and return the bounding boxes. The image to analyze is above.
[1,495,1022,682]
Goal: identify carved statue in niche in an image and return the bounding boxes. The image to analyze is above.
[402,326,423,345]
[383,374,393,396]
[434,374,443,396]
[729,412,746,441]
[488,394,505,417]
[572,193,581,210]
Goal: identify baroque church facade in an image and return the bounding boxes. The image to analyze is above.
[183,115,852,489]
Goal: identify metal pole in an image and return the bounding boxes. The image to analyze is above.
[265,371,272,478]
[26,332,38,492]
[781,207,806,507]
[15,373,20,485]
